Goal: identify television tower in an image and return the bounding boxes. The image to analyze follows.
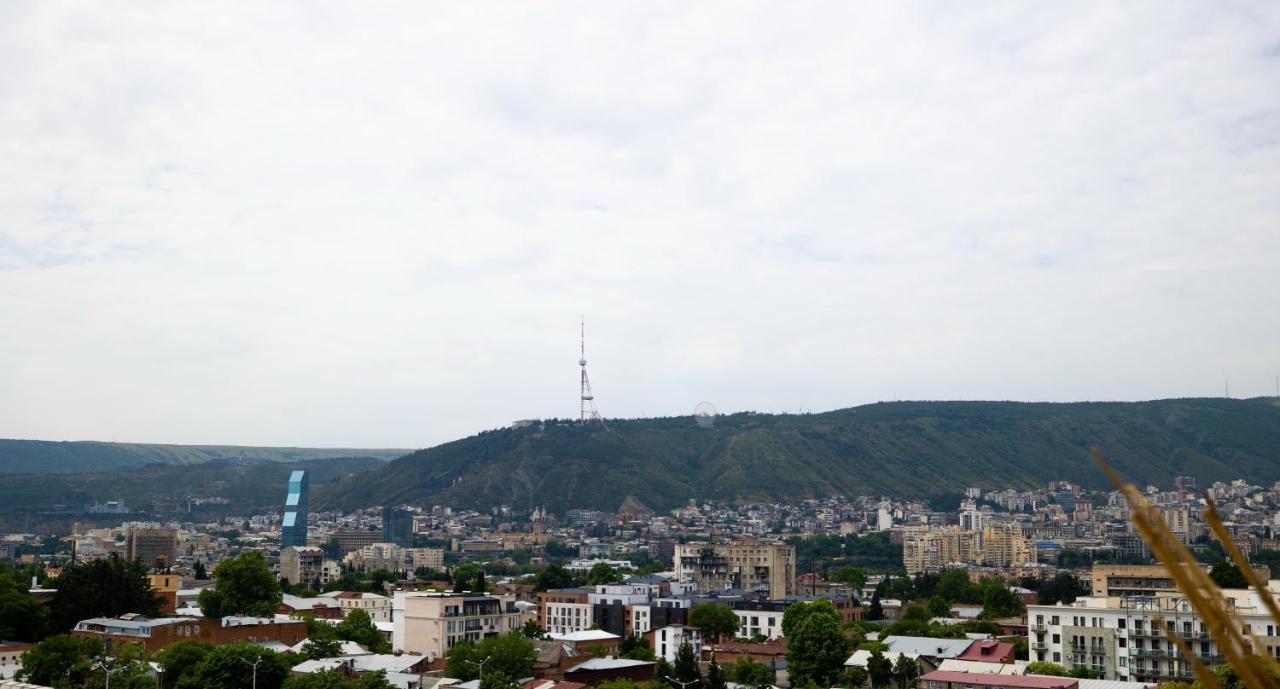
[579,317,607,428]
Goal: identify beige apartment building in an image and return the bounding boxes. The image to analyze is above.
[391,591,522,660]
[126,526,177,569]
[673,541,795,598]
[903,524,1034,575]
[280,546,329,586]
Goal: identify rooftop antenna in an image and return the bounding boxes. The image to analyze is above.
[579,317,607,429]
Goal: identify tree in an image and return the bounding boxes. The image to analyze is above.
[587,563,622,586]
[0,569,44,641]
[533,565,576,592]
[901,605,930,622]
[690,603,740,643]
[786,600,851,688]
[1026,661,1067,676]
[1210,561,1249,589]
[936,569,980,604]
[446,633,538,682]
[193,561,208,580]
[866,650,893,689]
[197,551,282,618]
[707,656,727,689]
[832,566,868,591]
[1038,573,1085,605]
[176,643,292,689]
[303,637,344,660]
[1067,667,1104,679]
[728,657,775,689]
[672,640,702,687]
[474,570,488,594]
[47,555,160,633]
[980,581,1025,618]
[927,595,951,618]
[452,565,480,593]
[519,620,549,639]
[97,642,159,689]
[619,633,656,661]
[867,594,884,621]
[17,634,105,687]
[842,666,869,688]
[336,609,391,654]
[892,655,919,688]
[155,640,213,689]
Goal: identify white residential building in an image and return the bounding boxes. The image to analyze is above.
[1028,586,1280,684]
[652,624,702,662]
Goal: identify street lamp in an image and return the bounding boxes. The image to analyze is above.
[664,675,700,689]
[466,656,491,683]
[93,661,118,689]
[242,655,265,689]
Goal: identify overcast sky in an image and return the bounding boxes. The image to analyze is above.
[1,3,1278,449]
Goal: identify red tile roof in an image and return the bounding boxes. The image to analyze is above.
[920,671,1078,689]
[956,640,1016,663]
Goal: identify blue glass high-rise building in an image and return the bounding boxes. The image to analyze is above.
[282,470,309,547]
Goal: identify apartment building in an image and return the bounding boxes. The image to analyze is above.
[1028,585,1280,684]
[538,588,592,635]
[674,541,795,598]
[280,546,328,585]
[126,526,177,569]
[319,591,394,622]
[392,591,522,660]
[981,525,1035,569]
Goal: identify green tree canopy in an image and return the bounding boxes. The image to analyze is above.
[156,640,213,689]
[980,581,1025,618]
[1210,561,1249,589]
[671,640,702,687]
[689,603,740,643]
[533,565,577,592]
[1026,661,1067,676]
[892,654,919,687]
[47,555,160,634]
[587,563,623,586]
[866,650,893,689]
[336,609,390,654]
[175,643,292,689]
[619,633,656,661]
[936,569,981,604]
[17,634,105,687]
[728,657,775,689]
[197,551,282,618]
[786,601,851,687]
[445,633,538,682]
[926,595,951,618]
[0,567,45,641]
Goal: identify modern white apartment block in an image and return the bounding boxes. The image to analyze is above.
[391,591,521,660]
[1029,585,1280,684]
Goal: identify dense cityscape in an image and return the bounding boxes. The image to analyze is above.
[4,468,1280,689]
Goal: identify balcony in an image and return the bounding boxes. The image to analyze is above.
[1031,643,1047,651]
[1031,624,1048,633]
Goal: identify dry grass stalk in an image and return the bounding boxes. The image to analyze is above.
[1092,448,1279,689]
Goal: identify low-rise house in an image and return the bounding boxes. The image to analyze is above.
[563,658,655,687]
[0,641,34,680]
[919,670,1078,689]
[550,630,622,655]
[72,614,307,653]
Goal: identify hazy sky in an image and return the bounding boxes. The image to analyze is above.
[2,3,1279,449]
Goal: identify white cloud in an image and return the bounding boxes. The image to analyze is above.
[1,2,1278,447]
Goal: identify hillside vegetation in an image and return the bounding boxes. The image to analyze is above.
[0,456,387,516]
[316,398,1280,513]
[0,440,409,474]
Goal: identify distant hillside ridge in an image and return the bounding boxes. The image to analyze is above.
[0,439,411,474]
[315,397,1280,513]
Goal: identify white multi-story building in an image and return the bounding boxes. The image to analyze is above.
[544,600,594,636]
[391,592,521,660]
[1029,585,1280,685]
[652,624,702,662]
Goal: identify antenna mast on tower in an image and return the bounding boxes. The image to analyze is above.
[579,317,607,429]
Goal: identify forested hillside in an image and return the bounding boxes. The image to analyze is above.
[317,398,1280,513]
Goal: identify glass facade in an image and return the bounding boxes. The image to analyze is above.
[282,470,309,547]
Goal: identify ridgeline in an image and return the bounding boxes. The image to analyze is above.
[315,398,1280,513]
[0,440,409,474]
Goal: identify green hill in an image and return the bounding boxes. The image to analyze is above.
[315,398,1280,513]
[0,440,410,474]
